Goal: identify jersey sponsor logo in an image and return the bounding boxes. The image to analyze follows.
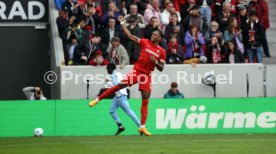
[145,48,160,58]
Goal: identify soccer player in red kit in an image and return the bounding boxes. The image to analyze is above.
[89,16,166,136]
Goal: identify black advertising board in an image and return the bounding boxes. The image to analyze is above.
[0,0,48,22]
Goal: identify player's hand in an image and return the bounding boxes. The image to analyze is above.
[150,56,157,64]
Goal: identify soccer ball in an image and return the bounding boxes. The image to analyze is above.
[34,128,44,137]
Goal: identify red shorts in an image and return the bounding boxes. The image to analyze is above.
[121,70,152,93]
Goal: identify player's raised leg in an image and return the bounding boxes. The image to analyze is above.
[89,83,127,107]
[89,69,139,107]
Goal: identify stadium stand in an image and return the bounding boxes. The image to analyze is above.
[50,0,276,99]
[54,0,274,65]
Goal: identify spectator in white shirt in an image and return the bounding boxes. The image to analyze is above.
[124,4,146,29]
[161,1,181,26]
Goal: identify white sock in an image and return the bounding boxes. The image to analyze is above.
[140,125,145,128]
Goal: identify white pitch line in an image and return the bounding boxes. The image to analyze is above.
[0,139,276,149]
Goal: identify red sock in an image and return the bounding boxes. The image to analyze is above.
[98,85,120,100]
[140,99,149,125]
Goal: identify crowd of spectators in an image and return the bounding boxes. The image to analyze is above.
[56,0,271,66]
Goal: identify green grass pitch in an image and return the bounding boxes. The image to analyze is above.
[0,134,276,154]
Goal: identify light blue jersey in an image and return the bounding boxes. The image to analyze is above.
[110,71,128,97]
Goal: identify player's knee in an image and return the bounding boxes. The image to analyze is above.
[141,91,151,99]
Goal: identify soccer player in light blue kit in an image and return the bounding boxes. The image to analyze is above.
[106,63,140,135]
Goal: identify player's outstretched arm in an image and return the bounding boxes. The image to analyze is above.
[118,16,140,44]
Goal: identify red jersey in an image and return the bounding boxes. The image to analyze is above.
[134,39,166,75]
